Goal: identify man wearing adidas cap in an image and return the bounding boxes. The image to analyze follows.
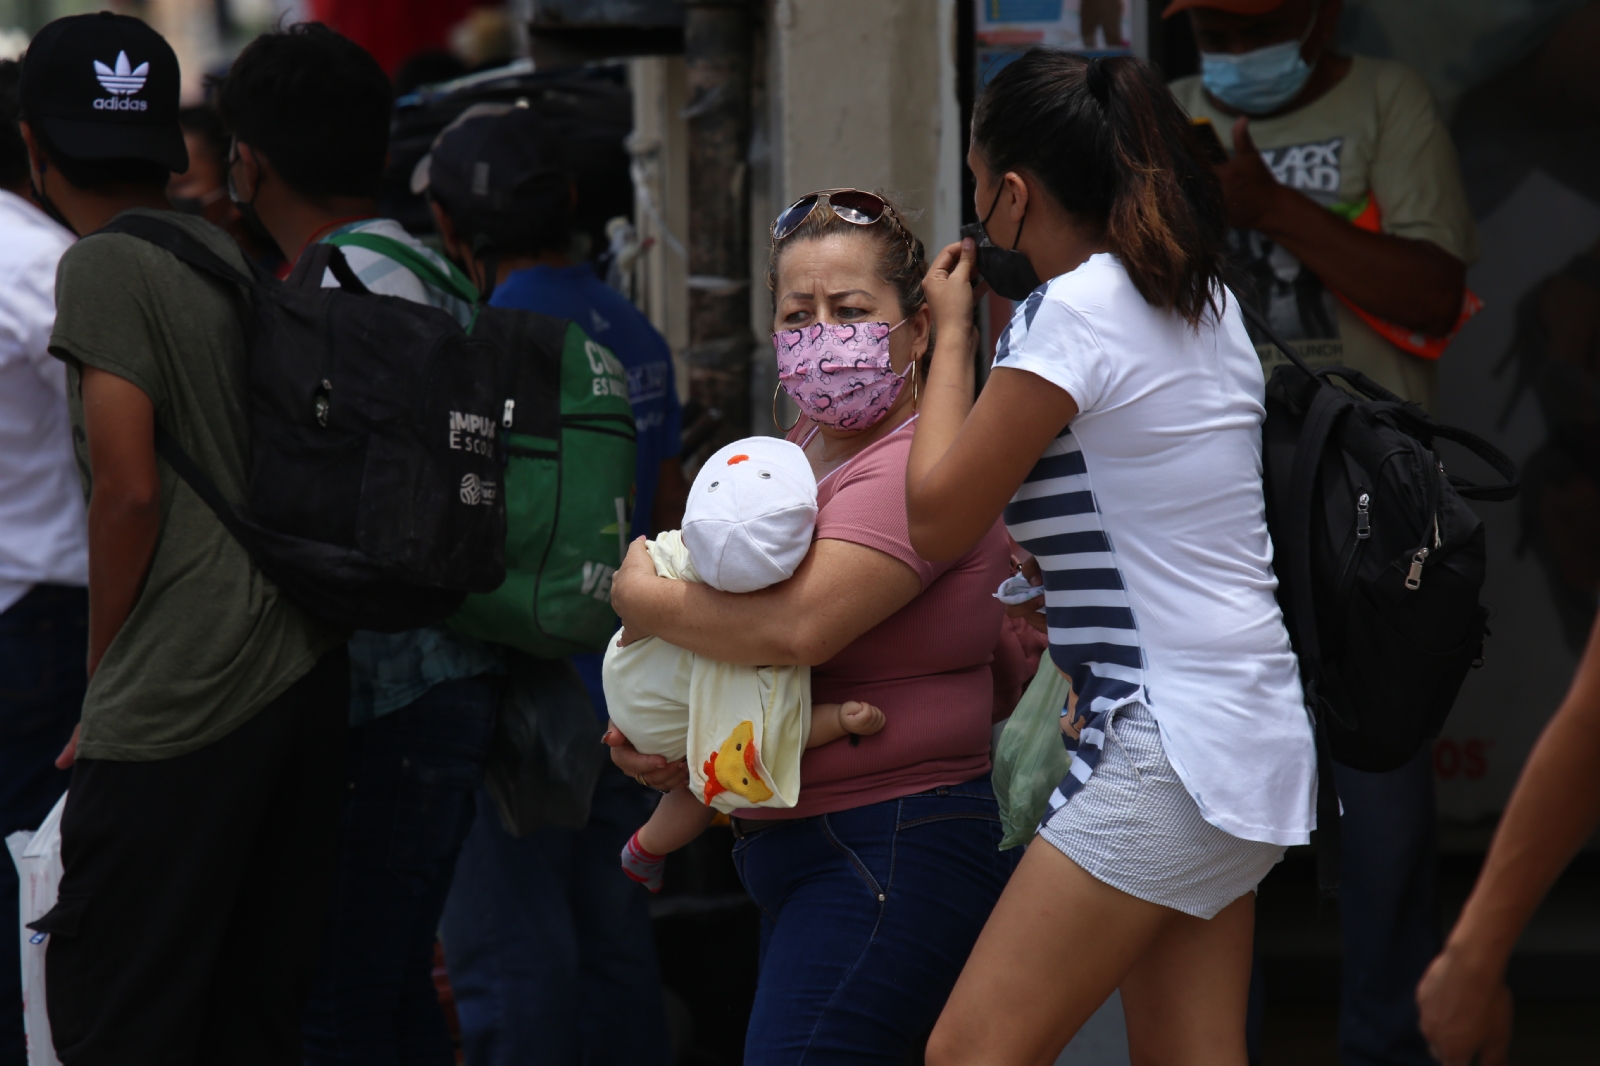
[19,14,348,1063]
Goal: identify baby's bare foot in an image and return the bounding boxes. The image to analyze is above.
[838,700,887,736]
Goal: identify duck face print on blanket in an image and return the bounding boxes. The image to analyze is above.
[772,319,909,431]
[701,720,775,805]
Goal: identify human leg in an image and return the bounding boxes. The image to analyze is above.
[568,765,672,1066]
[634,786,715,856]
[198,647,351,1066]
[1119,892,1256,1066]
[302,674,498,1066]
[931,703,1280,1066]
[440,791,583,1066]
[927,842,1168,1066]
[0,586,86,1066]
[39,648,346,1066]
[440,765,672,1066]
[1333,749,1441,1066]
[738,775,1019,1066]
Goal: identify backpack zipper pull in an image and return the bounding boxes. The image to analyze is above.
[503,398,515,429]
[1356,492,1370,540]
[1433,514,1442,550]
[1406,547,1429,590]
[314,379,332,428]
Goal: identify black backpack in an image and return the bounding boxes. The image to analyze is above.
[1249,303,1518,885]
[100,214,508,632]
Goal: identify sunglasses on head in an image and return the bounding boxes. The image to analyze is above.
[772,188,890,240]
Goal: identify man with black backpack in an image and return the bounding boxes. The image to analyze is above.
[214,25,506,1064]
[17,14,350,1063]
[1168,2,1482,1064]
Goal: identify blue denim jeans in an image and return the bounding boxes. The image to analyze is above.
[0,585,86,1066]
[733,774,1019,1066]
[438,763,672,1066]
[301,674,499,1066]
[1334,749,1441,1066]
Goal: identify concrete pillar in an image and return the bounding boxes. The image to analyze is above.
[766,0,963,255]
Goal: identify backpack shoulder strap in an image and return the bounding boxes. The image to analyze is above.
[1241,293,1520,503]
[1237,298,1318,383]
[151,425,259,556]
[286,240,371,295]
[1429,423,1520,502]
[98,214,257,292]
[326,230,481,307]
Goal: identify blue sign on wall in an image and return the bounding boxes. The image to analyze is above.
[985,0,1066,20]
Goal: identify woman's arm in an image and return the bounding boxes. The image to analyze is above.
[610,535,923,667]
[1416,617,1600,1066]
[906,240,1079,563]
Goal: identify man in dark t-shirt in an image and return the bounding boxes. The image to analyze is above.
[19,15,347,1062]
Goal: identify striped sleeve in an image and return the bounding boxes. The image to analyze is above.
[993,291,1112,416]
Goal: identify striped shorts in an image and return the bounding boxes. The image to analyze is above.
[1038,702,1285,920]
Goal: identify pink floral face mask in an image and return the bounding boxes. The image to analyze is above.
[772,319,909,431]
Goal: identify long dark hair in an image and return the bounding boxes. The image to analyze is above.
[972,49,1227,326]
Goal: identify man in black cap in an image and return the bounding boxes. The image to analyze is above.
[424,104,679,1066]
[18,13,349,1064]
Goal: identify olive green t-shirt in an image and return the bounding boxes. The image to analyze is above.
[51,209,345,761]
[1172,56,1479,411]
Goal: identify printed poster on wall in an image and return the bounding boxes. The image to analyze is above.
[976,0,1133,87]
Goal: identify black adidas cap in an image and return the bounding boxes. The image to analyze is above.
[19,11,187,172]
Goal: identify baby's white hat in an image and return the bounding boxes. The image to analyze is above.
[682,436,817,593]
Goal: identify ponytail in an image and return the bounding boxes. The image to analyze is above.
[972,49,1227,327]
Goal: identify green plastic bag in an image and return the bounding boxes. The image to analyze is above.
[993,657,1074,850]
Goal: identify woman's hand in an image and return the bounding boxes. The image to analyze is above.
[610,537,657,640]
[603,721,690,791]
[1005,554,1048,636]
[1416,944,1513,1066]
[923,238,979,356]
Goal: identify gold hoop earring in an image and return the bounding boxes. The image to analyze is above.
[909,358,921,406]
[772,384,799,433]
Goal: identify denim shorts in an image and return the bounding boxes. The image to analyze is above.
[1038,703,1285,920]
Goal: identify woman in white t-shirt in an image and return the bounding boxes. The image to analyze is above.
[907,50,1316,1065]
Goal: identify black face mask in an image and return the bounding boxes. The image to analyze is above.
[961,185,1042,301]
[31,160,76,235]
[169,187,225,218]
[226,143,283,259]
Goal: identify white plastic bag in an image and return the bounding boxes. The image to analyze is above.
[6,791,66,1066]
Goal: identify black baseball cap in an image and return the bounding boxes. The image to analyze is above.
[19,11,187,172]
[413,103,567,216]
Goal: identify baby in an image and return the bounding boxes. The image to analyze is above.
[604,436,886,892]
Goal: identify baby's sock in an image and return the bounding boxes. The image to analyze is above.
[620,830,666,893]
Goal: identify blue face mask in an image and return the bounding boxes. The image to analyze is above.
[1200,6,1318,115]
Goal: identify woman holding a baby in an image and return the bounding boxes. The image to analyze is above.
[608,46,1317,1066]
[605,184,1024,1062]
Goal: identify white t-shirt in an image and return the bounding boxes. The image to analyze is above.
[995,253,1315,846]
[0,189,85,614]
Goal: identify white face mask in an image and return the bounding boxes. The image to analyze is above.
[1200,2,1319,115]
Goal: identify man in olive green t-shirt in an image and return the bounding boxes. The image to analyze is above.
[18,14,347,1063]
[1167,3,1474,1065]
